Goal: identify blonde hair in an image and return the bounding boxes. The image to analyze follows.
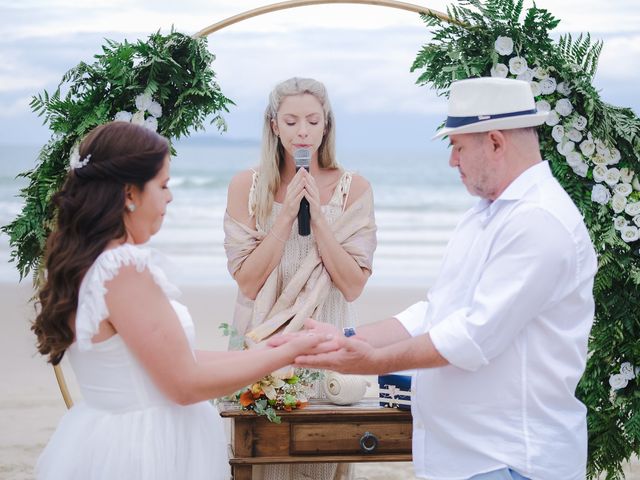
[253,77,338,229]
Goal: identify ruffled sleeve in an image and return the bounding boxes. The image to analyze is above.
[74,244,180,351]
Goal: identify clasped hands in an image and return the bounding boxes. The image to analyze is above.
[269,319,381,375]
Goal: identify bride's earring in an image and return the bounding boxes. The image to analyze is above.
[127,204,136,213]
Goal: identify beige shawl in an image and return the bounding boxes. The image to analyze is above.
[224,188,377,345]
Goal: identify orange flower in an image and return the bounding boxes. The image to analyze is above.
[239,390,255,407]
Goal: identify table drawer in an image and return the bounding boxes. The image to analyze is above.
[290,420,412,455]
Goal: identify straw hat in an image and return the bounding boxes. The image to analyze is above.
[433,77,549,139]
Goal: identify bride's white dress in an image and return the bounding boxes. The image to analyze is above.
[36,244,229,480]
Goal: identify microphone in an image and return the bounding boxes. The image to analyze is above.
[294,148,311,236]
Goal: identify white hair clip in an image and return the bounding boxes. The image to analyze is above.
[69,147,92,170]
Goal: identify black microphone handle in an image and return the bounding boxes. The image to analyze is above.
[298,198,311,236]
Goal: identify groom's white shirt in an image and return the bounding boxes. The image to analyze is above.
[395,161,597,480]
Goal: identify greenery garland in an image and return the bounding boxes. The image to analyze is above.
[411,1,639,477]
[3,2,639,478]
[1,30,233,280]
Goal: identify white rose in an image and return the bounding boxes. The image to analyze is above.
[552,125,565,143]
[592,165,608,183]
[565,151,583,168]
[555,98,573,116]
[634,177,640,191]
[573,115,588,131]
[530,81,541,97]
[131,111,146,125]
[545,110,560,126]
[592,153,608,166]
[516,69,535,82]
[620,168,635,183]
[509,56,528,75]
[135,93,153,112]
[591,184,611,205]
[580,139,596,157]
[144,116,158,132]
[557,81,572,95]
[533,66,549,80]
[625,201,640,216]
[614,183,633,197]
[491,63,509,78]
[611,193,627,213]
[536,100,551,112]
[567,129,583,143]
[604,168,621,186]
[620,362,636,380]
[609,373,629,390]
[573,162,589,178]
[147,101,162,118]
[611,149,621,164]
[539,77,557,95]
[621,225,640,243]
[494,36,514,55]
[557,141,575,156]
[614,216,628,230]
[634,215,640,228]
[114,111,133,122]
[595,139,607,155]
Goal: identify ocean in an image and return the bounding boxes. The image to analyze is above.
[0,141,475,287]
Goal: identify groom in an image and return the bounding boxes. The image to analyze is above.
[275,77,598,480]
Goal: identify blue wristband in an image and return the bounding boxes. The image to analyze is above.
[343,327,356,338]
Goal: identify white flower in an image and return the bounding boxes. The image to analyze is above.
[621,225,640,243]
[620,362,636,380]
[595,139,608,155]
[530,81,541,97]
[148,101,162,118]
[609,373,629,390]
[591,184,611,205]
[614,183,633,197]
[539,77,557,95]
[509,56,528,75]
[620,168,635,183]
[557,81,572,95]
[573,116,588,131]
[567,129,583,143]
[566,151,583,167]
[545,109,560,126]
[144,116,158,132]
[573,162,589,178]
[634,177,640,191]
[592,165,608,183]
[114,111,133,122]
[580,139,596,157]
[557,141,575,156]
[533,66,549,80]
[552,125,565,143]
[614,216,628,230]
[516,69,535,82]
[536,100,551,112]
[135,93,153,112]
[625,201,640,216]
[494,36,514,55]
[131,111,146,125]
[592,153,608,166]
[69,145,91,170]
[555,99,573,116]
[611,148,621,164]
[611,194,627,214]
[491,63,509,78]
[604,168,621,186]
[634,215,640,228]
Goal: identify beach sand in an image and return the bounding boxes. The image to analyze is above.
[1,282,637,480]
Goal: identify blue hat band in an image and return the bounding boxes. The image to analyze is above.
[445,109,538,128]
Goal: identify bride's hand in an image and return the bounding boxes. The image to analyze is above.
[279,169,307,223]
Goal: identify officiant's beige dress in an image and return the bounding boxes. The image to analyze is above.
[224,169,377,480]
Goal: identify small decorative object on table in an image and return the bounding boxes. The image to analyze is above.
[378,372,413,411]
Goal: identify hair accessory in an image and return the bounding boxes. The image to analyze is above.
[69,147,92,170]
[432,77,549,139]
[127,204,136,213]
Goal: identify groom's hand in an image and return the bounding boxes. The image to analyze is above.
[294,337,381,375]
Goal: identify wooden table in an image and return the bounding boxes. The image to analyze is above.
[218,398,412,480]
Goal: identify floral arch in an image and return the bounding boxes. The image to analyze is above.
[3,0,639,477]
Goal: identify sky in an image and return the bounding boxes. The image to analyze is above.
[0,0,639,152]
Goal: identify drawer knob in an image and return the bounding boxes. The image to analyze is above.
[359,431,379,453]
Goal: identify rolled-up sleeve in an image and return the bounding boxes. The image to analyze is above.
[395,301,429,337]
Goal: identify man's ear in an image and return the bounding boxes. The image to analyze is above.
[486,130,507,156]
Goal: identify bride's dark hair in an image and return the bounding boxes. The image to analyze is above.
[34,121,169,364]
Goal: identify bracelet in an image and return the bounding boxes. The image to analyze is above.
[343,327,356,338]
[269,229,287,244]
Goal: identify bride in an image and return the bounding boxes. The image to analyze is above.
[33,121,335,480]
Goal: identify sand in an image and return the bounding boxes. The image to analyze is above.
[0,282,637,479]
